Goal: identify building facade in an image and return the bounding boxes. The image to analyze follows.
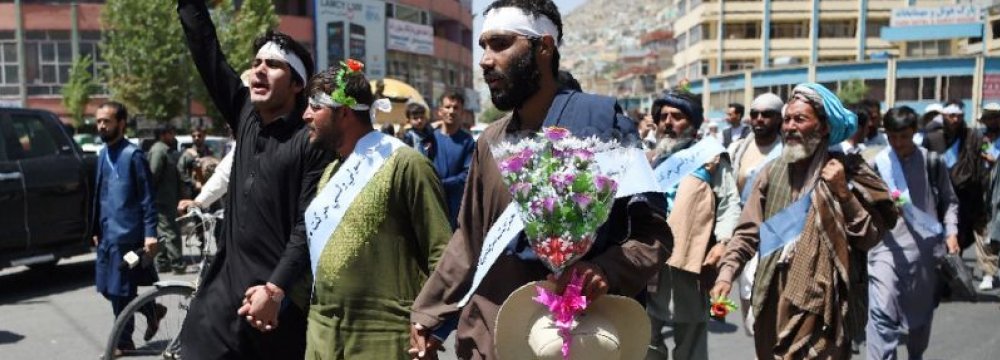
[0,0,473,125]
[666,0,999,121]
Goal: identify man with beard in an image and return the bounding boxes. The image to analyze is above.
[710,83,897,359]
[91,102,163,357]
[645,91,740,360]
[176,0,331,358]
[147,124,184,274]
[862,99,888,149]
[923,103,990,258]
[408,1,669,359]
[301,61,452,360]
[867,106,959,360]
[726,92,783,335]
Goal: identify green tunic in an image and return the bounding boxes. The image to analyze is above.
[305,148,452,360]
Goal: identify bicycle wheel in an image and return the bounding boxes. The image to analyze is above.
[103,284,195,359]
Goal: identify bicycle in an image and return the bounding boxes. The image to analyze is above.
[102,207,223,359]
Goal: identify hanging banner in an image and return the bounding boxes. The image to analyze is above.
[387,18,434,56]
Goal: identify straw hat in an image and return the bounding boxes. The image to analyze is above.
[494,281,650,360]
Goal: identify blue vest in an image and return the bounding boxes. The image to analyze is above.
[92,141,156,246]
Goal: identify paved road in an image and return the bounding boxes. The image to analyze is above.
[1,252,998,359]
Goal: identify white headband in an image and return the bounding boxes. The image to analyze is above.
[256,41,307,84]
[310,93,392,124]
[481,7,559,44]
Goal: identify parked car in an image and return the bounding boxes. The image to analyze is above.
[1,107,97,271]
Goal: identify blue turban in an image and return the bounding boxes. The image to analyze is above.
[660,92,704,130]
[790,83,857,144]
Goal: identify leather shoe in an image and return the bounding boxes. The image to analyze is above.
[143,303,167,341]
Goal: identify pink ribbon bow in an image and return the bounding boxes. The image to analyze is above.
[533,271,589,359]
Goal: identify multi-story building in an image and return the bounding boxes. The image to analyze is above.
[0,0,473,126]
[664,0,1000,122]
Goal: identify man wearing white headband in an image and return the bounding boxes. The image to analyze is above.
[176,1,332,358]
[410,1,670,359]
[300,62,452,359]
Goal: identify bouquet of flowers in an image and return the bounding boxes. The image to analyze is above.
[492,126,623,274]
[492,126,631,359]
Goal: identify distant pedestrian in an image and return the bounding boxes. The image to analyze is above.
[722,102,748,148]
[91,101,164,357]
[429,91,475,229]
[402,102,436,157]
[148,124,184,274]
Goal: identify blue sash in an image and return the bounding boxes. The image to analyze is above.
[759,192,812,258]
[653,137,727,192]
[943,139,961,169]
[304,131,405,278]
[739,143,783,205]
[874,149,943,241]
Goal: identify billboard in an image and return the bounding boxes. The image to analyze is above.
[891,5,981,27]
[387,18,434,56]
[315,0,386,79]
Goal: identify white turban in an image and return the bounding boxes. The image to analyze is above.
[751,93,783,112]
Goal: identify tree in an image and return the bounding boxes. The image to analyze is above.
[837,79,869,105]
[61,56,96,128]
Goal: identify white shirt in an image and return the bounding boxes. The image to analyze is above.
[193,145,234,207]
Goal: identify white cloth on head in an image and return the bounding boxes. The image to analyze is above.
[942,104,963,115]
[924,103,943,115]
[751,93,783,112]
[256,41,307,84]
[309,92,393,124]
[481,7,559,44]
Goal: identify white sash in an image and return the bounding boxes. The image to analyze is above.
[653,137,727,192]
[457,148,658,307]
[304,131,405,277]
[874,148,943,240]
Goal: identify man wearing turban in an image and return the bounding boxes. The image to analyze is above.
[710,83,898,359]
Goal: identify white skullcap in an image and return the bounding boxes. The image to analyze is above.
[983,102,1000,112]
[924,103,943,114]
[751,93,783,112]
[481,7,559,44]
[942,104,963,115]
[256,41,307,84]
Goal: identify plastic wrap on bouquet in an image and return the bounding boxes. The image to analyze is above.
[491,126,634,274]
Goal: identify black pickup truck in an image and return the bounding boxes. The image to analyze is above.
[1,107,96,271]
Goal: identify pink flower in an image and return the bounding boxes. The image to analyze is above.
[572,149,594,163]
[550,172,576,192]
[499,155,525,174]
[572,193,592,208]
[544,126,570,142]
[511,182,533,199]
[541,197,557,213]
[594,175,617,194]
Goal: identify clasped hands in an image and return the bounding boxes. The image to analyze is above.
[238,282,284,332]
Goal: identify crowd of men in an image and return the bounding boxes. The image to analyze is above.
[88,0,1000,359]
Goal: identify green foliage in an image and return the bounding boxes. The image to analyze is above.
[837,79,869,105]
[101,0,189,123]
[479,104,507,123]
[61,56,96,128]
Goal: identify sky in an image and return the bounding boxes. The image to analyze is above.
[470,0,587,66]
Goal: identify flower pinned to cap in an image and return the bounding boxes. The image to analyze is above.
[331,59,365,109]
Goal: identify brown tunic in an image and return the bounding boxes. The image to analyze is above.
[717,150,897,359]
[410,114,670,360]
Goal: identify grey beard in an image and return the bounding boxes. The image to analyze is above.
[781,133,823,163]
